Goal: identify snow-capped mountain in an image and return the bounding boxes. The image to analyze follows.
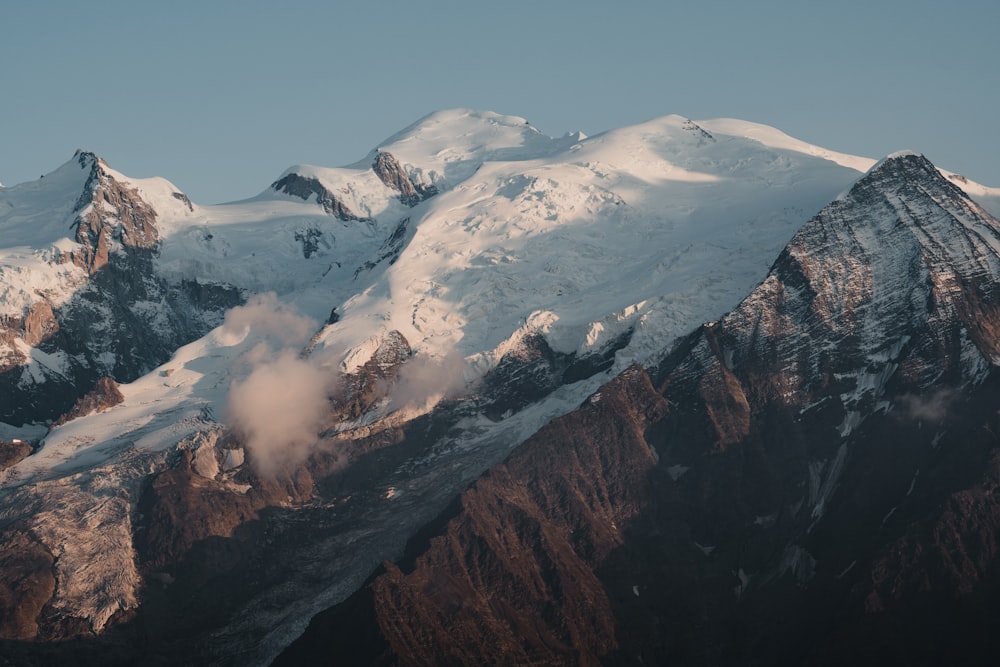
[276,152,1000,667]
[1,109,998,665]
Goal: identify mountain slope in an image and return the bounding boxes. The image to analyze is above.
[277,152,1000,665]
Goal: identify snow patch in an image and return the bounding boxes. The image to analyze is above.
[810,444,849,519]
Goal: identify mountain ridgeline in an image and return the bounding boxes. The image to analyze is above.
[1,110,999,665]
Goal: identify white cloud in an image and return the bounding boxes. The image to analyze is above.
[226,348,335,477]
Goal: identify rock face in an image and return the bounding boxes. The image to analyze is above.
[0,441,32,473]
[51,376,124,427]
[278,154,1000,664]
[0,153,243,425]
[271,173,368,221]
[68,151,159,274]
[372,152,437,207]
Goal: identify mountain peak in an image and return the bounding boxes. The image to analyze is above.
[866,149,933,176]
[859,151,977,208]
[72,148,100,168]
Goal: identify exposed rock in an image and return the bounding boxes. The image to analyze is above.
[271,173,368,221]
[332,331,412,422]
[293,227,325,259]
[22,301,59,348]
[354,217,409,278]
[372,152,437,207]
[479,328,634,421]
[0,269,242,425]
[135,447,311,571]
[0,529,56,641]
[51,376,124,427]
[0,439,32,472]
[68,152,159,274]
[171,191,194,212]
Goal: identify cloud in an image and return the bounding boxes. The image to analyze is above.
[221,294,472,478]
[221,293,335,477]
[226,348,335,477]
[897,389,955,423]
[222,292,318,348]
[387,350,471,412]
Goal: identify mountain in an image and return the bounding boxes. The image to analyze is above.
[277,152,1000,665]
[0,110,998,665]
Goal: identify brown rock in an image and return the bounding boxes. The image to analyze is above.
[22,301,59,348]
[69,155,159,274]
[271,173,367,221]
[0,439,32,472]
[294,367,669,665]
[51,376,124,427]
[0,530,56,640]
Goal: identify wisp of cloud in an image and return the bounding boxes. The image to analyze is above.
[222,293,335,477]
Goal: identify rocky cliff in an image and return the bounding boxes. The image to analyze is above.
[0,153,242,425]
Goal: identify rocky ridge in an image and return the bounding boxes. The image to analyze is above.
[0,152,242,425]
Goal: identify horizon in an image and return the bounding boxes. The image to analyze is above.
[3,0,997,204]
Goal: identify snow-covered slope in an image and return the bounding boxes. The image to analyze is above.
[310,111,876,372]
[4,109,884,484]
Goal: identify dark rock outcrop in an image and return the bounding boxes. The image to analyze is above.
[353,217,410,278]
[293,227,325,259]
[332,331,412,422]
[372,152,437,207]
[0,529,55,641]
[51,376,124,427]
[0,440,32,473]
[271,173,368,221]
[479,328,634,421]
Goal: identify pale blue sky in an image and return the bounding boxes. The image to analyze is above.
[2,0,997,203]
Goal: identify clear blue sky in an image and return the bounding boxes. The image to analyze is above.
[2,0,997,203]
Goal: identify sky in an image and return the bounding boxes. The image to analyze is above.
[2,0,997,204]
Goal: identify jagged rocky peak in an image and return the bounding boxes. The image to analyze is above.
[68,150,160,273]
[371,151,437,206]
[270,172,368,222]
[660,149,1000,446]
[635,152,1000,662]
[73,148,98,169]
